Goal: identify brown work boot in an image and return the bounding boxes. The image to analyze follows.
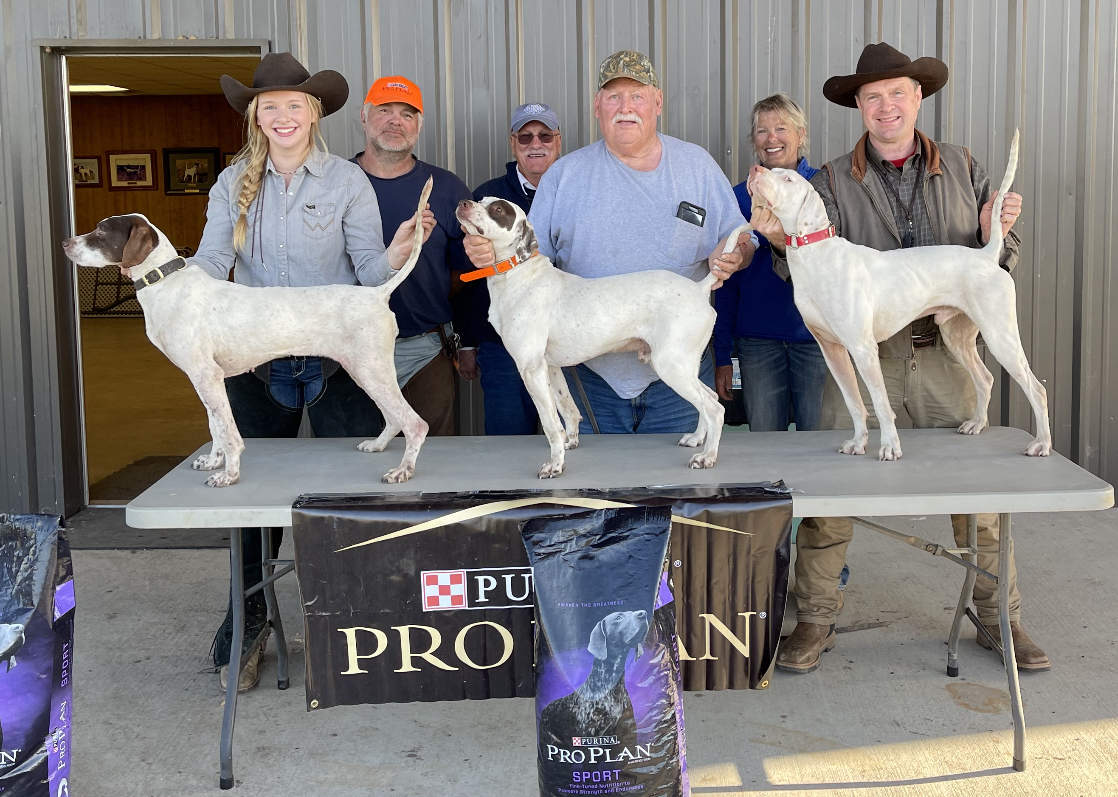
[976,621,1051,671]
[776,622,836,674]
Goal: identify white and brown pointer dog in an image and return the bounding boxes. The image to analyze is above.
[63,178,434,486]
[456,197,749,478]
[748,130,1051,460]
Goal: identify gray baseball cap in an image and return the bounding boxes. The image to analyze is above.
[597,49,659,89]
[510,102,560,133]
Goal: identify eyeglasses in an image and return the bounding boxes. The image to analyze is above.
[515,131,558,145]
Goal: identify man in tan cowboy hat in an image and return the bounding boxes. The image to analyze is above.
[463,49,751,435]
[773,42,1048,675]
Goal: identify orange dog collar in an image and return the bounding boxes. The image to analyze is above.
[460,251,539,282]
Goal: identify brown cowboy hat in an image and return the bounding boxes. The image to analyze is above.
[220,52,349,117]
[823,42,948,108]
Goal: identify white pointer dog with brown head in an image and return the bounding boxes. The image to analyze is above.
[456,197,749,477]
[63,178,434,486]
[747,130,1051,460]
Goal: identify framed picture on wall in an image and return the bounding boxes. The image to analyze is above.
[163,148,220,195]
[73,156,101,188]
[106,151,158,191]
[223,151,237,168]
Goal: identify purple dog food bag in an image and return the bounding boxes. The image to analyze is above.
[522,506,687,797]
[0,514,75,796]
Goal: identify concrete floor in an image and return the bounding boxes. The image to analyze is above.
[67,507,1118,796]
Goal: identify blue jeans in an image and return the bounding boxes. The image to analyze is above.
[565,351,715,434]
[478,341,539,435]
[734,337,827,431]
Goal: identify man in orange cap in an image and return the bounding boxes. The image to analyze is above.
[770,42,1046,675]
[353,75,472,435]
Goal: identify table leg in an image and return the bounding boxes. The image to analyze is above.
[946,514,978,676]
[1000,512,1026,771]
[219,532,245,789]
[262,528,290,689]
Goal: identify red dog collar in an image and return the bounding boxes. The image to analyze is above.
[785,225,837,248]
[460,251,538,282]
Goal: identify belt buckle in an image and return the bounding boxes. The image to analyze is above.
[142,266,165,286]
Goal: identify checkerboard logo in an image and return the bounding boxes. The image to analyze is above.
[421,570,468,611]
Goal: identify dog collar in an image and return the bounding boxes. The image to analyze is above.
[460,251,539,282]
[785,225,837,248]
[132,257,188,290]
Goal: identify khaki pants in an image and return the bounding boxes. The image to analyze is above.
[795,342,1021,626]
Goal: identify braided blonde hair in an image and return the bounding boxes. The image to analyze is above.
[231,93,328,250]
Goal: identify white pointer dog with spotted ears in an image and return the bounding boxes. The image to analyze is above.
[457,196,749,478]
[63,178,434,486]
[748,129,1051,460]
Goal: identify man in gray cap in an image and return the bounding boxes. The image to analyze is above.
[458,102,563,433]
[770,42,1046,676]
[464,50,751,435]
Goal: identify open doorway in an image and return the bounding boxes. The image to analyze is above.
[66,52,261,503]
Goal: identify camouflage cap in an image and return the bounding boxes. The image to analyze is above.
[597,49,659,90]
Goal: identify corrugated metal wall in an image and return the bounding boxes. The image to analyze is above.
[1,0,1114,513]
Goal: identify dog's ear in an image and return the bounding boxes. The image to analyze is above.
[587,620,608,660]
[513,218,538,263]
[120,220,158,274]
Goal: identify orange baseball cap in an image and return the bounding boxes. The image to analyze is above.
[364,76,423,113]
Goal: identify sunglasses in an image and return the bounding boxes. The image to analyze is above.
[515,131,558,145]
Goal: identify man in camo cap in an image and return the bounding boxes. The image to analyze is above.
[464,49,753,435]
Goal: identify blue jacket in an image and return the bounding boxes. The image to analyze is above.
[713,157,818,366]
[459,162,535,347]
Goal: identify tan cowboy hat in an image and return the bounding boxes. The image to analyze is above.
[823,42,948,108]
[220,52,349,116]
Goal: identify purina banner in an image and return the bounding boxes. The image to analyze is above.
[291,484,791,710]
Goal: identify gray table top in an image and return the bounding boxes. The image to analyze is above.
[126,427,1113,529]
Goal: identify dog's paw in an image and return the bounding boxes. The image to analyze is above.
[1025,439,1052,457]
[957,419,987,435]
[878,443,903,461]
[357,438,388,453]
[192,452,224,471]
[204,471,238,488]
[838,438,866,455]
[381,465,414,483]
[689,451,717,469]
[677,432,705,448]
[537,461,565,479]
[562,430,580,450]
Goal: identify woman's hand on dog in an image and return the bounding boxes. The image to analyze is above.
[386,207,437,270]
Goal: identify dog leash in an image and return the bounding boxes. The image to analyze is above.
[564,367,600,435]
[460,251,538,282]
[132,257,188,289]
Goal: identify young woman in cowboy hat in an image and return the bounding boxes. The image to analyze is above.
[188,52,435,692]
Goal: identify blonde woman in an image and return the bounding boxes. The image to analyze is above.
[190,53,434,691]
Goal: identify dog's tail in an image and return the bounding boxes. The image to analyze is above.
[700,223,753,291]
[380,176,434,296]
[983,129,1019,260]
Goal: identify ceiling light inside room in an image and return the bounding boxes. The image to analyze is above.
[69,84,129,93]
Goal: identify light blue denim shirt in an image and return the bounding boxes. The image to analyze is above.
[190,147,392,287]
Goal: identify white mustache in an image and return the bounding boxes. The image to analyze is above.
[611,112,641,124]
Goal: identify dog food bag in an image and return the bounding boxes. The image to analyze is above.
[0,514,75,796]
[523,506,687,797]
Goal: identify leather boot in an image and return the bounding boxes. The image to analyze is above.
[977,621,1051,671]
[776,622,836,674]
